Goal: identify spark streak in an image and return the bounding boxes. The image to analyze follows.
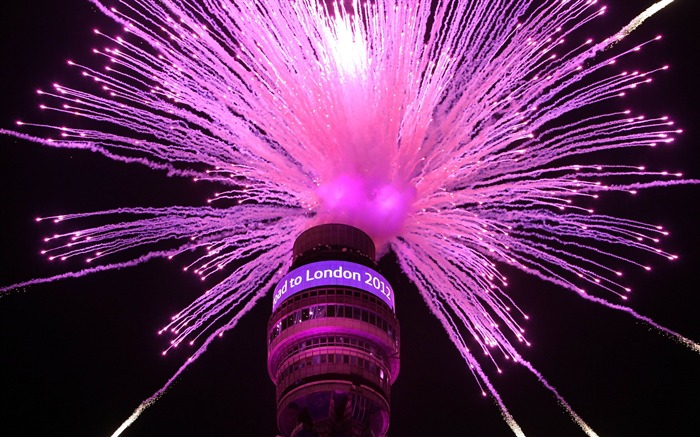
[613,0,675,43]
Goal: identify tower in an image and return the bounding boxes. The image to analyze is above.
[267,224,400,437]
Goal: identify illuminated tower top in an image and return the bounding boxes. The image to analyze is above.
[268,224,400,437]
[292,223,375,267]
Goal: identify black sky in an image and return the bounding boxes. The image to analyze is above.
[1,1,698,436]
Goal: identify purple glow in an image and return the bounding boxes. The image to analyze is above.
[272,260,395,310]
[1,1,697,436]
[316,174,415,243]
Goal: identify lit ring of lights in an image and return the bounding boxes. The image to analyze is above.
[272,260,395,311]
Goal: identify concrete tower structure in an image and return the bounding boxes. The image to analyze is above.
[267,224,400,437]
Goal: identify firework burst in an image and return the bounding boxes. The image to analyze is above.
[1,0,698,435]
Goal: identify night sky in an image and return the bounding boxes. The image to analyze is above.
[1,1,698,436]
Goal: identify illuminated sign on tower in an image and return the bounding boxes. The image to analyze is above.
[272,260,395,311]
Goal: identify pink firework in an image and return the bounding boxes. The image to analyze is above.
[0,0,698,436]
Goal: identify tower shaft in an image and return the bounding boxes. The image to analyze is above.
[268,224,400,437]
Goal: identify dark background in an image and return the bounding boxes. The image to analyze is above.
[1,1,698,436]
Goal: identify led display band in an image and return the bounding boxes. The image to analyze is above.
[272,260,395,311]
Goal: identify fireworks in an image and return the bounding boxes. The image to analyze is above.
[1,0,697,435]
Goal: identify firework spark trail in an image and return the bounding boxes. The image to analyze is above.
[111,246,286,437]
[612,0,676,43]
[3,0,697,435]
